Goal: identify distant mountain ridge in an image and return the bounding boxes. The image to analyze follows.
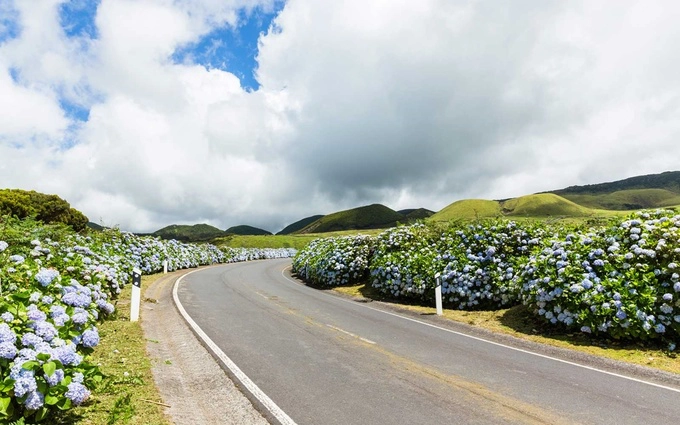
[551,171,680,195]
[548,170,680,210]
[141,170,680,240]
[294,204,433,234]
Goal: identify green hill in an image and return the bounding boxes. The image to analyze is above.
[549,170,680,210]
[430,199,501,222]
[559,189,680,211]
[552,170,680,195]
[225,225,272,235]
[401,208,435,221]
[277,215,324,235]
[500,194,594,217]
[297,204,405,234]
[153,224,225,242]
[430,194,597,222]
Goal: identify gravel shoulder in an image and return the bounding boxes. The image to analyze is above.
[140,269,268,425]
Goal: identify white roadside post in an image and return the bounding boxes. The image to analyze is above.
[163,259,168,274]
[435,272,443,316]
[130,268,142,322]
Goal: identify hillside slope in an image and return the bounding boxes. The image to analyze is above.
[153,224,225,242]
[430,199,501,221]
[500,194,593,217]
[550,170,680,210]
[297,204,405,234]
[277,215,324,235]
[225,225,272,235]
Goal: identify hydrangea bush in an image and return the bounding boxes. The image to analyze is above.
[436,221,546,309]
[292,235,373,286]
[292,211,680,348]
[520,210,680,343]
[0,221,295,422]
[369,224,442,300]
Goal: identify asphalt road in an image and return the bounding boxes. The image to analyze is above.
[176,259,680,425]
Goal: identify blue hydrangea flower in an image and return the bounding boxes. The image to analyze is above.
[45,368,65,386]
[22,333,43,348]
[1,312,13,323]
[81,328,100,348]
[0,323,16,344]
[26,306,47,322]
[24,390,44,410]
[65,382,90,405]
[35,268,60,287]
[0,341,17,359]
[9,254,25,264]
[53,344,82,366]
[33,321,58,342]
[71,309,89,325]
[13,370,37,397]
[0,241,8,252]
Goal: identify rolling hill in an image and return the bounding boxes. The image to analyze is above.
[225,225,272,235]
[430,199,502,221]
[500,194,594,217]
[430,194,599,222]
[296,204,408,234]
[152,224,226,242]
[276,215,324,235]
[549,170,680,210]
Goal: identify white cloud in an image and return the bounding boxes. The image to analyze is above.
[1,0,680,233]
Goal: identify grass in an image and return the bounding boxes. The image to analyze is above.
[331,283,680,375]
[429,199,502,222]
[500,193,594,217]
[214,229,385,250]
[59,274,171,425]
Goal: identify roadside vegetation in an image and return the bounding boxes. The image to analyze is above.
[292,210,680,375]
[0,213,295,423]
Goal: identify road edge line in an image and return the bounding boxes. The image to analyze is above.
[173,267,298,425]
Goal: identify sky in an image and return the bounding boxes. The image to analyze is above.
[1,0,680,234]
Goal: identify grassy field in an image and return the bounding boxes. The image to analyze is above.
[331,283,680,375]
[215,229,384,249]
[56,275,171,425]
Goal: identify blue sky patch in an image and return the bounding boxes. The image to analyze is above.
[0,2,21,44]
[172,2,285,91]
[59,97,90,122]
[59,0,100,39]
[8,67,20,83]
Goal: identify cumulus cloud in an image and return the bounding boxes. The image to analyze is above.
[1,0,680,232]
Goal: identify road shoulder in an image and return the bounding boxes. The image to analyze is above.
[140,269,268,425]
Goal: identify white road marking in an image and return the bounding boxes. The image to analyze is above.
[174,269,298,425]
[326,324,376,344]
[280,265,680,395]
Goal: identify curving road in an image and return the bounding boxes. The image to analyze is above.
[175,259,680,425]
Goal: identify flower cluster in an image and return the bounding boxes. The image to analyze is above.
[292,235,373,286]
[520,210,680,342]
[0,220,295,421]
